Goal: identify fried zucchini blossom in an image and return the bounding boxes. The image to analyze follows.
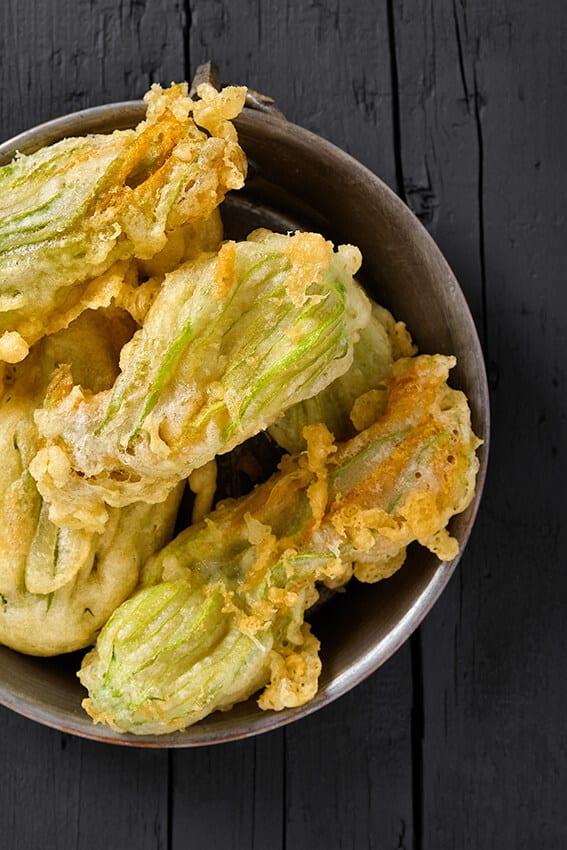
[0,310,182,655]
[30,231,370,533]
[0,77,483,738]
[79,354,480,735]
[0,81,247,363]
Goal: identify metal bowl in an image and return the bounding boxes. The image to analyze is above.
[0,95,489,746]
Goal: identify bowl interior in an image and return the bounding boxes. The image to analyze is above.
[0,103,489,746]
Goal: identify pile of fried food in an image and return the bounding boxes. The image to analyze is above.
[0,81,481,735]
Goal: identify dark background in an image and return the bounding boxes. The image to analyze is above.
[1,1,565,847]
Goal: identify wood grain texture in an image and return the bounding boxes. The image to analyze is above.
[188,0,399,186]
[283,655,414,850]
[0,2,186,849]
[390,0,486,331]
[392,1,567,847]
[0,707,171,850]
[170,731,285,849]
[0,0,187,138]
[0,1,565,848]
[177,5,417,846]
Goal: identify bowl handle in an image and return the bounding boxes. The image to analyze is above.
[190,61,286,121]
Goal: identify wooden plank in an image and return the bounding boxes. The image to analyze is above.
[0,0,188,140]
[284,652,414,849]
[172,5,417,849]
[74,739,170,850]
[170,731,285,849]
[0,711,82,850]
[0,2,187,849]
[4,1,564,847]
[0,708,171,850]
[390,0,486,332]
[393,1,567,846]
[187,0,398,187]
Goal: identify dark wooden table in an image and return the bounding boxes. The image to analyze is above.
[1,1,564,847]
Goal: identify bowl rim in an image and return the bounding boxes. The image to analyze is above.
[0,100,490,747]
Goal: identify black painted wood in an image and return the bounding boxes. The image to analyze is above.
[0,2,185,848]
[399,3,567,847]
[0,1,565,848]
[175,7,416,849]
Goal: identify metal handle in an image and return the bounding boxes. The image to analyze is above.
[190,61,286,121]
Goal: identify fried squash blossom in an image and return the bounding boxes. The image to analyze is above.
[0,80,481,733]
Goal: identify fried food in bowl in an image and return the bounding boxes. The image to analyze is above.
[0,76,488,745]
